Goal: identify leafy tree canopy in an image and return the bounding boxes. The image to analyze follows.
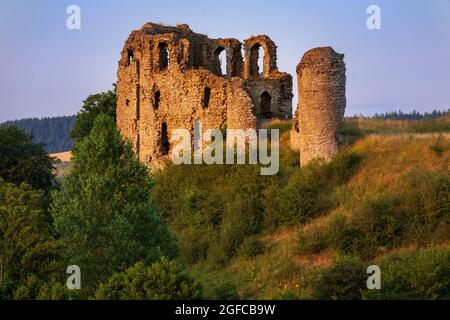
[95,258,202,300]
[0,126,54,191]
[0,179,60,299]
[70,86,116,140]
[51,114,177,293]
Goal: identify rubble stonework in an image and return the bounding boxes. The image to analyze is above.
[293,47,346,166]
[116,23,293,168]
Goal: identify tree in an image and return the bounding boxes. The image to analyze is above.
[51,114,177,293]
[1,116,76,153]
[313,258,366,300]
[95,258,202,300]
[0,126,54,192]
[0,179,60,299]
[70,87,116,140]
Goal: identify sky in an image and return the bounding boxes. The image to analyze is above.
[0,0,449,122]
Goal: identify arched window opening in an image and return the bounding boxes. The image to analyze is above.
[214,47,227,76]
[127,49,134,66]
[160,122,170,155]
[154,91,160,110]
[250,44,264,77]
[260,91,272,119]
[257,46,264,75]
[203,87,211,108]
[158,42,169,70]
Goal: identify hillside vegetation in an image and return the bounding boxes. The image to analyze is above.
[14,104,448,300]
[151,115,450,299]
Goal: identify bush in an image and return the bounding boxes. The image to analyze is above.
[297,224,328,255]
[152,143,362,265]
[37,283,86,300]
[313,258,366,300]
[238,236,265,259]
[404,170,450,244]
[214,278,239,300]
[277,161,331,225]
[362,246,450,300]
[340,123,363,137]
[352,194,405,250]
[323,151,364,186]
[276,151,362,226]
[326,214,373,258]
[153,163,266,265]
[95,258,202,300]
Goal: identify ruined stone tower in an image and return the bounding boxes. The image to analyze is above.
[116,23,292,168]
[293,47,346,166]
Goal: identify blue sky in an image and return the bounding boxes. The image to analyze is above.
[0,0,449,121]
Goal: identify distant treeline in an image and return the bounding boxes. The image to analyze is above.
[372,109,450,120]
[0,116,76,153]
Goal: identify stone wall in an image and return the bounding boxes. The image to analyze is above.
[116,23,292,168]
[294,47,346,166]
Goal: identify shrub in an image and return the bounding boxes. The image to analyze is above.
[352,194,405,250]
[37,283,86,300]
[277,161,331,225]
[238,236,266,258]
[340,123,363,137]
[214,278,239,300]
[362,246,450,300]
[12,275,43,300]
[276,151,362,227]
[399,170,450,246]
[326,214,374,258]
[313,258,366,300]
[323,151,364,186]
[297,224,328,255]
[95,258,202,300]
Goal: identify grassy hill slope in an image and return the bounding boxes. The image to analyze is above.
[152,116,450,299]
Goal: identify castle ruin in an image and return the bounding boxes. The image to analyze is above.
[116,23,346,168]
[116,23,292,167]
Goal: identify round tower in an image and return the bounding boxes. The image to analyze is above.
[296,47,346,166]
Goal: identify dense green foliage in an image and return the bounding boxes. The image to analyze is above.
[71,88,116,140]
[95,258,202,300]
[0,126,54,191]
[0,89,188,300]
[152,150,362,265]
[1,95,449,300]
[313,258,366,300]
[0,116,76,153]
[362,246,450,300]
[51,114,177,293]
[0,179,60,299]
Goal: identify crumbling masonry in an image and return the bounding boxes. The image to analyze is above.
[116,23,345,168]
[116,23,292,167]
[291,47,346,166]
